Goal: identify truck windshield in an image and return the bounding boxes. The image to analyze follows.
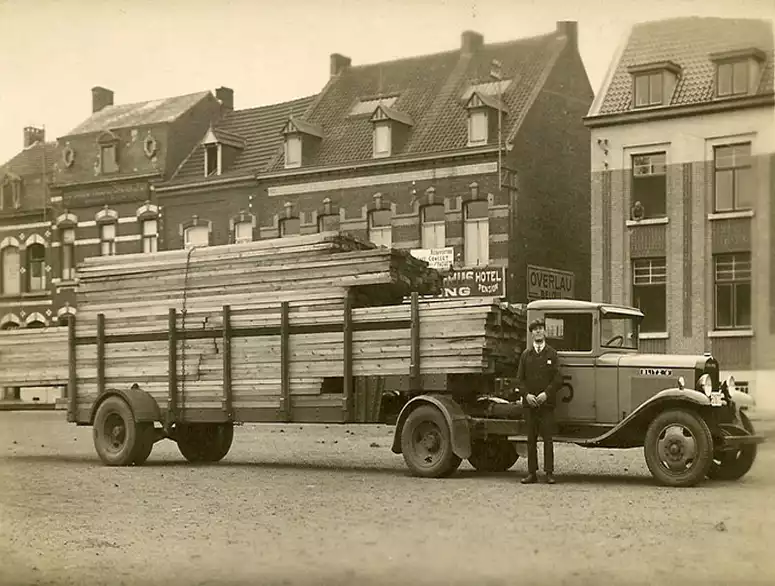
[600,315,639,350]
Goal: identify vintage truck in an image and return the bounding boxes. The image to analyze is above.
[0,232,763,487]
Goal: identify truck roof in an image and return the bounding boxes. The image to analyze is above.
[526,299,644,317]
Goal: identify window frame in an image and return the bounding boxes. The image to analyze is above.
[142,219,158,253]
[543,312,594,355]
[284,136,302,169]
[26,243,47,292]
[1,244,21,296]
[716,60,749,98]
[100,144,119,174]
[368,209,392,248]
[61,227,76,281]
[714,252,752,330]
[279,217,300,238]
[467,110,488,146]
[420,204,446,249]
[234,220,253,244]
[99,222,116,256]
[183,225,210,249]
[713,142,753,213]
[204,144,221,177]
[463,200,489,266]
[632,257,667,333]
[373,123,392,158]
[633,71,664,107]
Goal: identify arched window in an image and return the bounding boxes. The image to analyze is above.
[1,244,21,295]
[184,225,209,249]
[27,243,47,291]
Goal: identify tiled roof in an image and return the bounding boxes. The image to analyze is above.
[266,29,566,170]
[596,17,774,115]
[65,91,212,135]
[0,142,57,178]
[169,95,316,183]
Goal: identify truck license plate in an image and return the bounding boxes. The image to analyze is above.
[710,392,724,407]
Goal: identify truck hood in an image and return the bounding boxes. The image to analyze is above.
[598,353,709,369]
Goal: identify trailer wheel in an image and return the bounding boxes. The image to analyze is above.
[93,396,145,467]
[468,440,519,472]
[400,405,461,478]
[131,423,156,466]
[176,423,234,463]
[643,409,713,487]
[708,412,757,481]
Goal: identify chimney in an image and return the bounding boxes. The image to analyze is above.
[330,53,352,78]
[91,86,114,113]
[461,30,484,55]
[556,21,578,47]
[216,86,234,111]
[23,126,45,148]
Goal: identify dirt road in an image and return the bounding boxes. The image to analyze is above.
[1,411,773,586]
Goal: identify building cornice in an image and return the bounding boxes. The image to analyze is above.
[583,93,774,129]
[153,174,255,196]
[52,171,161,190]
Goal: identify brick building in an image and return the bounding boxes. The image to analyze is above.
[157,22,594,304]
[153,91,316,247]
[584,17,774,408]
[47,86,225,313]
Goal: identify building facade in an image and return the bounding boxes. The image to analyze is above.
[584,17,775,409]
[242,22,592,304]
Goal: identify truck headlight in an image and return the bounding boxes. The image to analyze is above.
[697,374,713,397]
[724,375,736,394]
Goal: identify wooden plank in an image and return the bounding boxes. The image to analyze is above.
[410,291,420,391]
[68,315,77,422]
[280,301,290,422]
[96,314,106,397]
[168,308,178,424]
[342,289,353,423]
[222,305,233,421]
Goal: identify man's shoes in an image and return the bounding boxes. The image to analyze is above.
[521,474,538,484]
[545,473,556,484]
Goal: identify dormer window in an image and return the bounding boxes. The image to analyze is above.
[201,127,245,177]
[711,48,765,98]
[370,104,413,159]
[97,131,120,174]
[627,61,681,109]
[205,144,220,176]
[282,117,323,169]
[0,174,22,211]
[464,92,506,147]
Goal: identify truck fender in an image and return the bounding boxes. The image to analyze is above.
[391,394,472,460]
[729,389,754,410]
[89,384,162,425]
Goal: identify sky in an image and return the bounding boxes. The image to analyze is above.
[0,0,773,164]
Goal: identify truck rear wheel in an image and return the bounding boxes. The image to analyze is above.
[400,405,461,478]
[708,412,757,481]
[93,396,148,467]
[643,409,713,487]
[176,423,234,463]
[468,439,518,472]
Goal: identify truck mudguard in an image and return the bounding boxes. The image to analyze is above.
[391,394,472,459]
[89,384,162,425]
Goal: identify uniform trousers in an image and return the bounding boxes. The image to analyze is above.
[525,407,555,474]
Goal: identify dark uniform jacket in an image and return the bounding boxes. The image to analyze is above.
[516,343,563,409]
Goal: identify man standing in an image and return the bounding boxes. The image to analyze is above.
[517,318,562,484]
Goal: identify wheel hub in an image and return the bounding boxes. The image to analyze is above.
[657,424,696,471]
[104,414,127,453]
[412,422,444,466]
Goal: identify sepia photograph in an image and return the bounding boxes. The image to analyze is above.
[0,0,773,584]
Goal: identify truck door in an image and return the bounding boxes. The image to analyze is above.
[544,312,597,421]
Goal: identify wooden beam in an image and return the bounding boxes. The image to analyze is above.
[410,291,421,391]
[67,315,77,423]
[96,314,106,396]
[342,288,353,422]
[167,308,178,425]
[280,301,290,422]
[222,305,233,421]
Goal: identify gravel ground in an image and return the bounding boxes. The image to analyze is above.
[1,411,774,586]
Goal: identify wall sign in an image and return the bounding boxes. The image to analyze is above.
[527,265,575,300]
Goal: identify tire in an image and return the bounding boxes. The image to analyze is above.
[131,423,156,466]
[643,409,714,488]
[400,405,462,478]
[176,423,234,463]
[93,396,143,467]
[468,440,519,472]
[708,412,757,481]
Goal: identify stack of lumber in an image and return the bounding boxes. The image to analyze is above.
[0,326,68,387]
[68,231,526,421]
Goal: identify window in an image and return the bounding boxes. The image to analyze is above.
[205,144,220,176]
[714,143,753,212]
[634,72,663,107]
[234,221,252,244]
[464,200,489,266]
[280,217,300,237]
[374,124,391,157]
[61,228,75,280]
[544,313,593,352]
[368,209,392,248]
[0,176,22,210]
[715,253,751,329]
[100,223,116,256]
[468,111,488,146]
[27,243,46,291]
[631,152,666,218]
[1,245,21,295]
[632,258,667,333]
[600,315,639,349]
[284,136,302,169]
[421,205,445,249]
[318,214,339,233]
[717,61,749,97]
[142,219,158,253]
[101,144,118,174]
[184,225,209,249]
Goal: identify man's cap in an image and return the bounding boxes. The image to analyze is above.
[528,318,546,332]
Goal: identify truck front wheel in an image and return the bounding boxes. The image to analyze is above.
[644,409,713,487]
[93,396,148,466]
[176,423,234,463]
[400,405,461,478]
[468,439,518,472]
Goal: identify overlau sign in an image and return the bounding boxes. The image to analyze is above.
[527,265,574,300]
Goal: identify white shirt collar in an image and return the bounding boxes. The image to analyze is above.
[533,341,546,353]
